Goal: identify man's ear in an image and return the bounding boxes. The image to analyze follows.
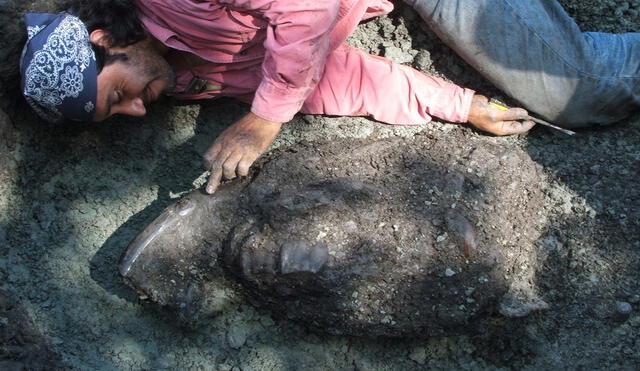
[89,29,112,48]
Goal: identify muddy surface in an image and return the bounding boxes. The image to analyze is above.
[1,0,639,369]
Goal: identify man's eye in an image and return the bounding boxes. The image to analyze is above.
[115,91,123,103]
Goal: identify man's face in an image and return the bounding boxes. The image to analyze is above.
[92,40,174,122]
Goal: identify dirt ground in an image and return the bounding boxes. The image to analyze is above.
[1,0,639,370]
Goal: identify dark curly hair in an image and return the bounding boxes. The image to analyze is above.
[57,0,147,71]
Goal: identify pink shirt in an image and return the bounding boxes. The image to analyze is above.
[136,0,474,124]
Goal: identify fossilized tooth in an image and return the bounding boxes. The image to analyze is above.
[120,184,249,320]
[120,137,549,337]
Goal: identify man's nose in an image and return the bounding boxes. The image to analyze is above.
[115,97,146,117]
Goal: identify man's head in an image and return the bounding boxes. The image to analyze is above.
[20,0,174,123]
[88,29,175,121]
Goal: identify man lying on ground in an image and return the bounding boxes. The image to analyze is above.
[20,0,639,194]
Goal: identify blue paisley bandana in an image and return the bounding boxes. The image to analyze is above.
[20,12,97,123]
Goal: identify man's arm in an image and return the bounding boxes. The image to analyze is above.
[204,0,342,194]
[300,44,534,135]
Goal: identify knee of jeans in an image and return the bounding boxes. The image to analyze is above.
[533,79,638,128]
[554,99,634,128]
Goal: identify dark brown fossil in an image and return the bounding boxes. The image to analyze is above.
[120,136,549,337]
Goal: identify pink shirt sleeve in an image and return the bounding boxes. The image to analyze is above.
[220,0,342,123]
[301,45,475,125]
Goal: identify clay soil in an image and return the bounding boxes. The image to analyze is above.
[1,1,639,370]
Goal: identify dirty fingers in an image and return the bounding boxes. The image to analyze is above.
[203,113,283,194]
[467,94,535,136]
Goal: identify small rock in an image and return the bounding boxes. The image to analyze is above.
[445,268,456,277]
[39,300,52,308]
[354,357,376,371]
[157,358,172,369]
[259,315,275,327]
[383,45,414,64]
[413,50,432,71]
[409,347,427,365]
[226,325,248,349]
[541,235,562,251]
[613,301,633,322]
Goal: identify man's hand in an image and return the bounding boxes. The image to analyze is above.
[203,112,283,194]
[467,94,535,136]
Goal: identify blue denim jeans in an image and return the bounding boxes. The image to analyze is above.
[404,0,640,128]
